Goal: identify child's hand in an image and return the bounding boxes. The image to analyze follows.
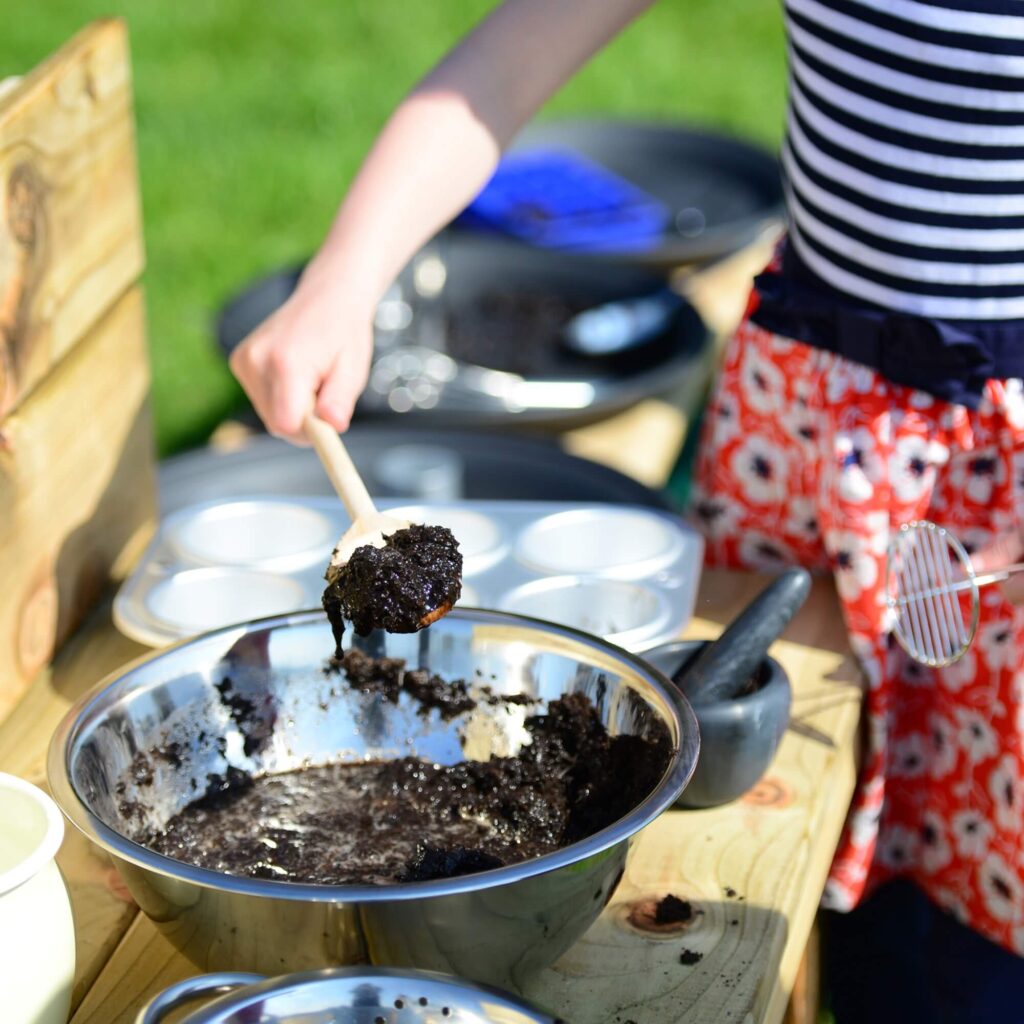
[971,530,1024,604]
[229,277,374,444]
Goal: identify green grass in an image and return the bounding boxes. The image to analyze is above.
[1,2,785,456]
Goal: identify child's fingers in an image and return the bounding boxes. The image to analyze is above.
[314,335,374,433]
[971,531,1022,574]
[971,529,1024,604]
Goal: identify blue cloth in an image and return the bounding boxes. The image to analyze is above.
[823,880,1024,1024]
[457,148,669,252]
[749,244,1024,409]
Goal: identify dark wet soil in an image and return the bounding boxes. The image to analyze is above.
[655,894,695,925]
[215,678,275,757]
[322,524,462,648]
[331,648,477,720]
[144,691,671,886]
[445,291,592,378]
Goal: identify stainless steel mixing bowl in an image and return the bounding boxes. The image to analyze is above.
[48,608,698,990]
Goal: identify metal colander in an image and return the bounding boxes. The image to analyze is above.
[136,967,561,1024]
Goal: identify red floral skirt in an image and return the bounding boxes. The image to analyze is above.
[691,317,1024,953]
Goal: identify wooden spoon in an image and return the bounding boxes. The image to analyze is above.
[303,411,410,567]
[303,412,454,628]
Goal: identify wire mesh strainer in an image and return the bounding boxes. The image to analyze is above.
[886,520,1024,667]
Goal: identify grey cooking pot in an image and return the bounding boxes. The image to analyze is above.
[48,608,698,990]
[137,967,558,1024]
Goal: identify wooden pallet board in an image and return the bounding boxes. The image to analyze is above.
[0,19,144,420]
[0,287,156,718]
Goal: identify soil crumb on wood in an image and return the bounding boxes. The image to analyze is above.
[655,893,695,925]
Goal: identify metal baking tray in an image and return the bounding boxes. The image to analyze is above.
[114,498,703,652]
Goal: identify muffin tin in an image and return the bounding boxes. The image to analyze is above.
[114,498,703,651]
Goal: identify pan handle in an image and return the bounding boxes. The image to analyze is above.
[135,972,265,1024]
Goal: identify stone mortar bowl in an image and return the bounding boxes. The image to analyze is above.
[643,639,791,809]
[48,608,698,991]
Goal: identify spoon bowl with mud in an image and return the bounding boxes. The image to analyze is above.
[304,413,462,651]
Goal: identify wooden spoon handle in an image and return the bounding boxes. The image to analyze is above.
[303,412,378,522]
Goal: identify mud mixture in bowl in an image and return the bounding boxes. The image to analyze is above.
[144,650,672,886]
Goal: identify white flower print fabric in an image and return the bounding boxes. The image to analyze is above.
[691,317,1024,956]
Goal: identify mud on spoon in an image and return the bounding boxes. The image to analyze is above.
[304,413,462,651]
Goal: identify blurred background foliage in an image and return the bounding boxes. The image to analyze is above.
[1,2,785,455]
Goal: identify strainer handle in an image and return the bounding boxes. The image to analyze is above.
[135,972,265,1024]
[971,561,1024,589]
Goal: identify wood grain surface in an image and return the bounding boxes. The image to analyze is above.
[0,287,156,719]
[0,595,148,1007]
[0,19,144,421]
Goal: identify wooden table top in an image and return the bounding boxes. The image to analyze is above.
[0,224,849,1023]
[0,565,860,1024]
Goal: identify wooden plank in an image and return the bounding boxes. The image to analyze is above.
[0,19,144,419]
[522,572,860,1024]
[0,286,156,720]
[562,399,686,489]
[60,826,140,1011]
[65,571,860,1024]
[0,601,149,784]
[72,915,191,1024]
[0,595,150,1011]
[676,225,780,344]
[783,918,821,1024]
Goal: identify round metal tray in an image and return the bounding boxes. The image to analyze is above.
[216,119,778,429]
[216,236,709,430]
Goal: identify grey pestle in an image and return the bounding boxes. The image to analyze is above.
[674,567,812,705]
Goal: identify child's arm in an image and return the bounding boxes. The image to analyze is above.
[230,0,655,441]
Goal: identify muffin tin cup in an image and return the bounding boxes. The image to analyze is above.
[163,499,338,572]
[515,507,684,578]
[115,498,703,651]
[144,569,311,636]
[499,577,672,652]
[384,505,508,577]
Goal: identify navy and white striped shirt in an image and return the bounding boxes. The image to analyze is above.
[751,0,1024,402]
[785,0,1024,320]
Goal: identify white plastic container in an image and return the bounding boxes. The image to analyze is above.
[0,772,75,1024]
